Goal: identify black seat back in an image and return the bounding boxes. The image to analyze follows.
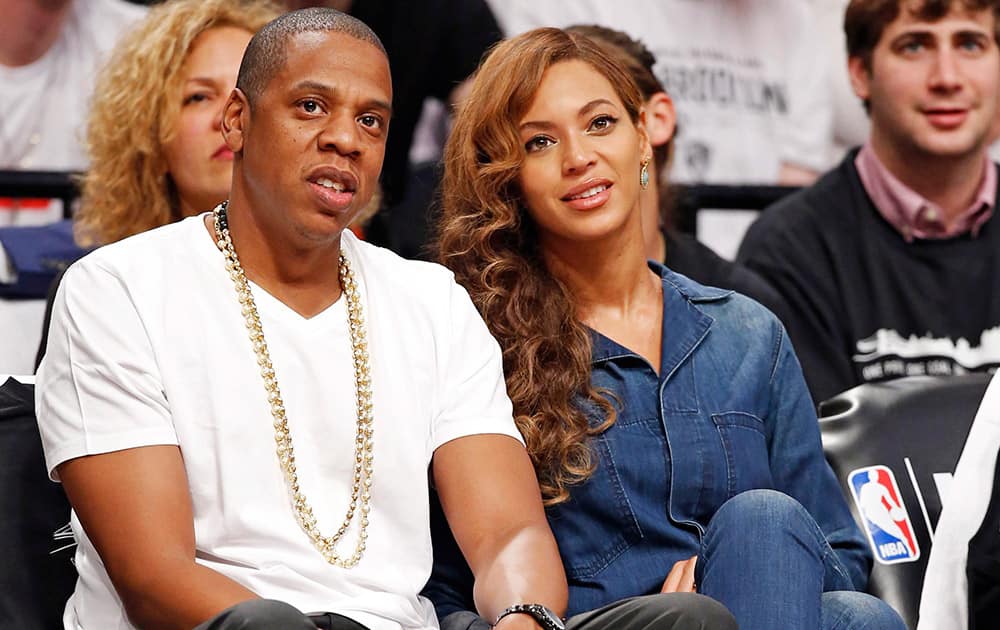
[0,377,77,629]
[818,374,992,629]
[967,443,1000,629]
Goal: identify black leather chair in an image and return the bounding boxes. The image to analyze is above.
[818,374,993,629]
[967,453,1000,629]
[670,184,799,235]
[0,377,76,629]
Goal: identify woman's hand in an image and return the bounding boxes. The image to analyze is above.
[661,555,698,593]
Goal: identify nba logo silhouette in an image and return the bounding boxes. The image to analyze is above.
[847,465,920,564]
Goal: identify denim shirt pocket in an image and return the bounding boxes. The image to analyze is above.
[546,433,644,580]
[711,411,774,497]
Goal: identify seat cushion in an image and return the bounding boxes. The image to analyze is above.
[0,377,77,629]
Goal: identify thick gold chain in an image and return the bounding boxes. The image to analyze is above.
[213,201,374,567]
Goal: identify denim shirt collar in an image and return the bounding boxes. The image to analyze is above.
[590,262,732,381]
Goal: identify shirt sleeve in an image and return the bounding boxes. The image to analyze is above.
[766,323,872,591]
[776,3,833,173]
[35,259,176,480]
[430,279,523,452]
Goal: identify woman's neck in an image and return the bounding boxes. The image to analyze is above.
[541,225,659,325]
[542,222,664,372]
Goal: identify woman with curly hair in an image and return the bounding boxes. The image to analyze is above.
[33,0,280,367]
[426,27,906,630]
[74,0,280,247]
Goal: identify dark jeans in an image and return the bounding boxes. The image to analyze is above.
[444,491,908,630]
[700,490,905,630]
[442,593,736,630]
[194,599,369,630]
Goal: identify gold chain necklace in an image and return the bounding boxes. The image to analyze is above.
[213,201,374,567]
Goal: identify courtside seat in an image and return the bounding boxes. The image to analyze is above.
[0,376,76,629]
[818,374,992,629]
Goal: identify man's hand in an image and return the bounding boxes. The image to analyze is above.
[661,555,698,593]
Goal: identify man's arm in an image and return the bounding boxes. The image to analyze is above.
[58,445,258,629]
[37,259,258,629]
[777,163,819,187]
[433,434,567,629]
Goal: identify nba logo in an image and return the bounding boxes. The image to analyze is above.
[847,465,920,564]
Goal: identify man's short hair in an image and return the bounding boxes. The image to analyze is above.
[236,7,386,107]
[845,0,1000,70]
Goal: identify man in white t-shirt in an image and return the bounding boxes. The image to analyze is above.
[0,0,145,225]
[36,9,567,630]
[485,0,831,186]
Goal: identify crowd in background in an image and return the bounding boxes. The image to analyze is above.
[4,0,1000,398]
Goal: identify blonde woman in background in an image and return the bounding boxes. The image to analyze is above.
[75,0,282,247]
[35,0,281,367]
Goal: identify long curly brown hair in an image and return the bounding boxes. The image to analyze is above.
[437,28,644,505]
[75,0,280,247]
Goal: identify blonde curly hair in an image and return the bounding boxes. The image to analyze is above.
[75,0,281,247]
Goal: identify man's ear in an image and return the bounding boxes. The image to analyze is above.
[221,88,249,153]
[847,56,873,102]
[643,92,676,149]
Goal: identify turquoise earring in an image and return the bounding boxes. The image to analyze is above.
[640,158,650,190]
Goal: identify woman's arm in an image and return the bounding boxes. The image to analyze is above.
[765,323,873,590]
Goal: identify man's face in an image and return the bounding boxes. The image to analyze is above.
[849,5,1000,163]
[226,30,391,243]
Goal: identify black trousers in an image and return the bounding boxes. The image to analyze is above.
[195,599,369,630]
[442,593,737,630]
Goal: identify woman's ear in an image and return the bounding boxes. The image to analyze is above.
[636,108,652,159]
[643,92,676,149]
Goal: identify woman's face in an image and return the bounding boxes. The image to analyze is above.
[516,60,649,248]
[162,26,253,217]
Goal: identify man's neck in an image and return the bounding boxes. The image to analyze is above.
[217,195,345,319]
[0,0,72,67]
[869,135,989,222]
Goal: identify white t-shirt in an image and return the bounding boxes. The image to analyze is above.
[36,215,523,630]
[0,0,144,227]
[486,0,833,184]
[919,374,1000,630]
[810,0,868,166]
[0,0,145,171]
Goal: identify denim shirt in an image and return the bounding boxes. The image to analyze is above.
[423,263,871,619]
